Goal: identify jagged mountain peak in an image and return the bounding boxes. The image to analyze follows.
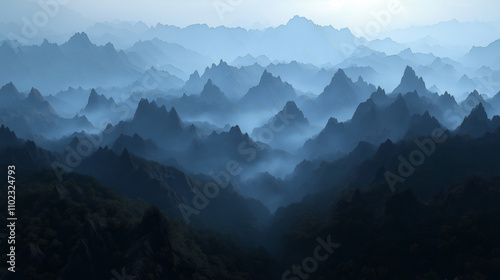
[277,100,309,126]
[412,109,441,129]
[459,74,470,80]
[88,88,114,103]
[260,70,282,84]
[282,100,301,114]
[89,88,99,98]
[403,65,416,77]
[208,124,252,146]
[316,68,358,108]
[239,69,296,110]
[190,70,201,80]
[26,87,58,115]
[370,86,389,103]
[169,106,180,119]
[84,89,116,112]
[0,82,21,98]
[332,68,349,81]
[352,98,377,121]
[139,98,157,108]
[0,124,14,133]
[468,103,488,121]
[287,15,315,26]
[399,48,413,55]
[326,117,341,127]
[252,100,310,145]
[406,110,442,133]
[468,90,481,99]
[40,39,59,49]
[120,147,132,161]
[438,91,457,107]
[211,59,230,69]
[393,66,429,97]
[28,88,45,102]
[373,139,395,160]
[200,79,226,101]
[405,90,419,99]
[103,42,116,51]
[0,124,21,147]
[456,102,491,137]
[95,145,111,154]
[150,99,159,108]
[229,125,243,135]
[374,86,386,95]
[321,68,354,95]
[218,59,229,67]
[66,32,93,47]
[134,99,159,119]
[88,89,104,104]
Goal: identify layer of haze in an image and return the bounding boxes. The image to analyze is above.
[1,0,499,31]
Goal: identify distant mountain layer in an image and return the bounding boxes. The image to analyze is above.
[462,39,500,69]
[182,60,263,100]
[86,16,363,66]
[239,70,298,111]
[126,38,212,74]
[302,68,376,123]
[392,66,434,98]
[0,33,141,92]
[0,82,93,139]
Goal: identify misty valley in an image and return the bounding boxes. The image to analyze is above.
[1,12,500,280]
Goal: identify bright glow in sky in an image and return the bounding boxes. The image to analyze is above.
[1,0,499,30]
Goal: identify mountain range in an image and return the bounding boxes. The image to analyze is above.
[0,82,93,139]
[0,33,141,93]
[2,14,500,279]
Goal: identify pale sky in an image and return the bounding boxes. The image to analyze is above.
[1,0,499,30]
